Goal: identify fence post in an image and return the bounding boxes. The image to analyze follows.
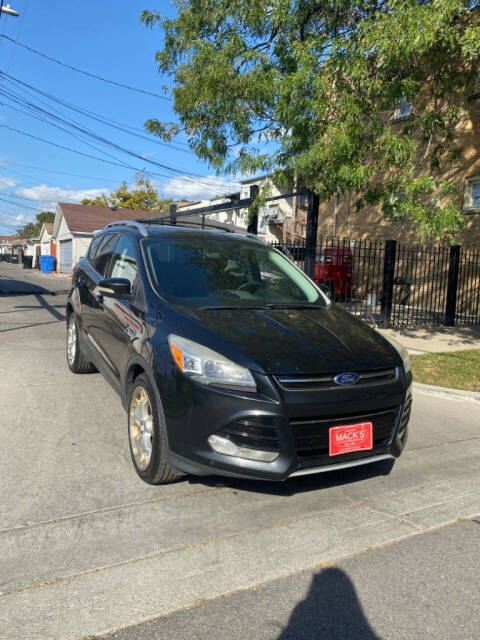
[247,185,259,234]
[380,239,397,328]
[444,244,461,327]
[170,202,177,225]
[304,189,320,279]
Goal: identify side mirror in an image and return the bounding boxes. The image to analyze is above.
[98,277,131,298]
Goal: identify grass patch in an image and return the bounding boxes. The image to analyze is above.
[410,349,480,392]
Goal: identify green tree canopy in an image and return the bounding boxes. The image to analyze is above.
[17,211,55,239]
[82,174,174,211]
[142,0,480,241]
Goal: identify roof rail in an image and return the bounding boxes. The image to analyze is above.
[152,217,267,242]
[105,216,265,243]
[136,216,241,234]
[104,220,148,237]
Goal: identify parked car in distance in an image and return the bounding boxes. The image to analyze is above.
[66,219,412,484]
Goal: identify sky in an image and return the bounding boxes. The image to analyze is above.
[0,0,242,234]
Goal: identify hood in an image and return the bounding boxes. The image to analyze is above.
[181,304,401,375]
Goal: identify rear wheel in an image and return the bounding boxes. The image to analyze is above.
[128,373,180,485]
[66,314,95,374]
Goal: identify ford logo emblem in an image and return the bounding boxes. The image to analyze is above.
[334,372,360,386]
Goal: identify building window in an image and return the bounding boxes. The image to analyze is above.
[393,98,412,121]
[472,182,480,207]
[463,176,480,212]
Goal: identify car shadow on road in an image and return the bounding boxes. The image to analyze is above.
[187,459,394,496]
[276,567,381,640]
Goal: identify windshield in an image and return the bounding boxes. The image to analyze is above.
[144,234,326,309]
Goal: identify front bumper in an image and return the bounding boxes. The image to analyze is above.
[160,368,412,482]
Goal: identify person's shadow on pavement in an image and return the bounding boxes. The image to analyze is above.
[276,567,382,640]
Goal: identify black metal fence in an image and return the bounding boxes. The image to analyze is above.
[169,186,479,329]
[271,238,480,329]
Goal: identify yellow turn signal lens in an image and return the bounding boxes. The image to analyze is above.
[170,342,184,370]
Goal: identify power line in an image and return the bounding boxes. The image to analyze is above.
[1,71,190,151]
[0,94,148,171]
[0,161,121,185]
[0,123,142,170]
[0,160,124,184]
[4,0,30,74]
[0,95,238,193]
[1,190,51,205]
[0,121,214,189]
[0,72,234,191]
[0,218,22,232]
[0,195,42,210]
[0,34,172,100]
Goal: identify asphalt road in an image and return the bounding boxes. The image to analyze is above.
[0,263,479,640]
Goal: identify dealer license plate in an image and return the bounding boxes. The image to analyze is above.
[329,422,373,457]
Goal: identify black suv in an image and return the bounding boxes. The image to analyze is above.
[66,219,412,484]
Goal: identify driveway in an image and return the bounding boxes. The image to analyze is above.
[1,262,479,640]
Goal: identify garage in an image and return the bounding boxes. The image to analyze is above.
[51,202,157,274]
[59,239,73,273]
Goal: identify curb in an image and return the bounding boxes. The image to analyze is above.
[413,381,480,403]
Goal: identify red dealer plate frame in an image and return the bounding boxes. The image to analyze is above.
[329,422,373,457]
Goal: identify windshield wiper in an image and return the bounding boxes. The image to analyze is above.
[198,303,323,310]
[198,305,270,310]
[263,303,323,309]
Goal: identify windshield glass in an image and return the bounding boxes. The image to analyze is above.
[144,234,325,309]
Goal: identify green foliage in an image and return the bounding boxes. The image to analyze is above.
[16,211,55,239]
[142,0,480,242]
[82,173,174,211]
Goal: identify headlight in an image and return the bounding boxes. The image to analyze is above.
[168,334,257,392]
[382,334,411,374]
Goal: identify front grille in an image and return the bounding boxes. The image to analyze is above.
[275,368,397,391]
[291,408,398,457]
[217,417,281,452]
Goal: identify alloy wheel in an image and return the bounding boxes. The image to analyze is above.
[67,316,76,365]
[129,386,154,471]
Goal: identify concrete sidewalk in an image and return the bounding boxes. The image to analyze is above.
[378,326,480,355]
[98,518,480,640]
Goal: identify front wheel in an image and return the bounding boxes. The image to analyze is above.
[128,373,181,485]
[66,314,95,373]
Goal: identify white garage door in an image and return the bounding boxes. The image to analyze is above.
[60,239,73,272]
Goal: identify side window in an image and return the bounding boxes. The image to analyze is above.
[88,234,103,264]
[94,234,118,276]
[107,235,138,287]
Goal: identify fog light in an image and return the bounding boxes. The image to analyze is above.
[207,434,279,462]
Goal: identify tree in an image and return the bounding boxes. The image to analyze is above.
[82,173,174,211]
[17,211,55,239]
[141,0,480,242]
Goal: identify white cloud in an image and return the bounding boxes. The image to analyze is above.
[162,175,241,201]
[0,211,34,232]
[0,177,17,191]
[13,184,109,205]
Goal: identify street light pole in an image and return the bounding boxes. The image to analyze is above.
[0,1,19,17]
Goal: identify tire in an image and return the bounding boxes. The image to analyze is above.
[66,313,95,374]
[127,373,181,485]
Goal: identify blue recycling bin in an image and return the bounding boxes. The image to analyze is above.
[40,255,55,274]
